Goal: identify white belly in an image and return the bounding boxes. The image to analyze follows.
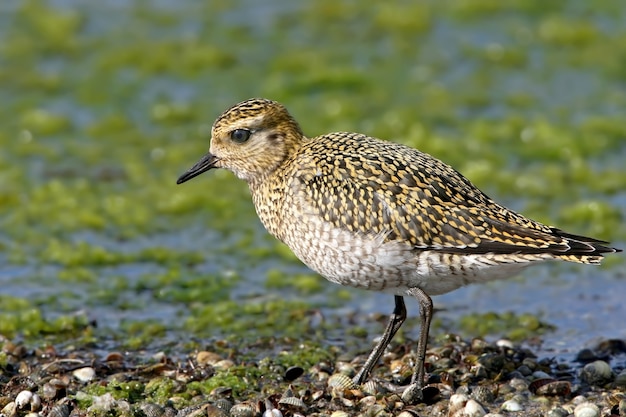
[282,219,550,296]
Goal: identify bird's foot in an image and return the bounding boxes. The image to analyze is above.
[400,382,423,404]
[358,379,436,404]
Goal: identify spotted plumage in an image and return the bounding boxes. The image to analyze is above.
[177,98,620,403]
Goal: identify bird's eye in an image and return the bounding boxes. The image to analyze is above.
[230,129,251,143]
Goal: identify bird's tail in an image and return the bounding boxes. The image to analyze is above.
[552,228,621,264]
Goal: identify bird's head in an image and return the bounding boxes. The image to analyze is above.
[177,98,305,185]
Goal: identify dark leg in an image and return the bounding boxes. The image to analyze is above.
[353,295,406,385]
[401,287,433,403]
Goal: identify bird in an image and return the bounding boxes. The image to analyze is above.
[176,98,621,403]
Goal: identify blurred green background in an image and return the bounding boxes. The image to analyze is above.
[0,0,624,355]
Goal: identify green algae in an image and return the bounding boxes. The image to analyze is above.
[0,295,91,340]
[457,311,555,341]
[185,299,323,341]
[265,269,324,295]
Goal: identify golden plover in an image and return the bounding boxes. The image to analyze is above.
[177,98,620,402]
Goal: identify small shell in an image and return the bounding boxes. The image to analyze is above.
[396,410,420,417]
[389,359,412,380]
[140,403,165,417]
[546,407,569,417]
[196,351,223,366]
[327,373,356,389]
[573,402,600,417]
[361,380,380,396]
[277,396,306,409]
[529,378,571,396]
[205,404,229,417]
[15,391,33,409]
[280,386,295,399]
[421,385,441,404]
[501,398,523,411]
[340,397,355,408]
[358,395,376,407]
[73,366,96,382]
[311,390,324,401]
[329,412,350,417]
[495,338,514,349]
[463,399,486,417]
[229,403,256,417]
[42,381,64,400]
[264,399,282,417]
[1,401,17,417]
[528,378,555,393]
[357,404,385,416]
[450,393,471,411]
[104,352,124,362]
[284,366,304,382]
[47,403,71,417]
[14,390,41,412]
[605,393,624,408]
[29,394,41,412]
[471,364,488,379]
[334,362,356,377]
[213,398,233,413]
[262,408,282,417]
[177,404,222,417]
[213,359,235,370]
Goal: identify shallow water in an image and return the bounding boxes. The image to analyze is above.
[0,0,624,364]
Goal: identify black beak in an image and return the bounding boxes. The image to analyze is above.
[176,153,219,184]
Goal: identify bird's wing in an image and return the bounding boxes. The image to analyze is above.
[293,138,609,258]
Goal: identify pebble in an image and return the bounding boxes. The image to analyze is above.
[471,385,496,403]
[531,370,551,379]
[573,402,600,417]
[464,399,487,417]
[508,377,528,392]
[449,394,487,417]
[501,399,523,412]
[516,364,532,376]
[262,407,282,417]
[73,366,96,382]
[495,339,514,349]
[546,408,569,417]
[213,359,235,370]
[575,348,597,362]
[196,351,222,366]
[449,393,469,409]
[612,369,626,387]
[580,360,613,386]
[104,352,124,362]
[87,393,117,414]
[521,357,537,370]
